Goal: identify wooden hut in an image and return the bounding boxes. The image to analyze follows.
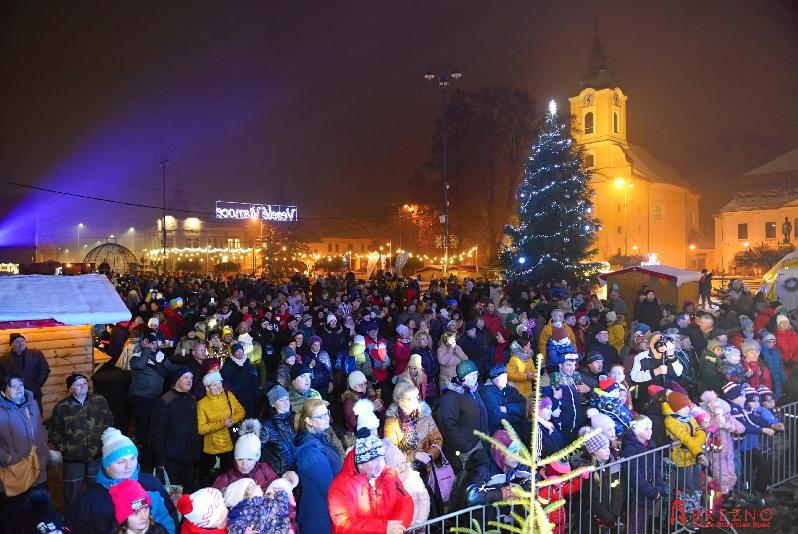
[0,274,130,418]
[597,264,703,312]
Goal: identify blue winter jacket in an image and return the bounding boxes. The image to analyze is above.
[69,465,177,534]
[479,381,527,435]
[760,345,787,400]
[294,429,343,534]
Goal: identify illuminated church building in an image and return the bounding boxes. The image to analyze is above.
[568,36,701,268]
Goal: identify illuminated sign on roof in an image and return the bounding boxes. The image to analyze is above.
[215,201,298,222]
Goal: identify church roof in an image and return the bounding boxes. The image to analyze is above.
[621,144,696,192]
[580,28,615,90]
[718,184,798,213]
[745,147,798,176]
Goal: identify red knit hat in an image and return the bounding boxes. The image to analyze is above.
[667,391,692,413]
[202,357,221,374]
[109,479,150,525]
[599,378,619,393]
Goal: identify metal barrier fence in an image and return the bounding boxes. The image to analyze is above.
[406,401,798,534]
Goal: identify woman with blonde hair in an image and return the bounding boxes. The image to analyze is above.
[384,382,443,467]
[293,399,343,534]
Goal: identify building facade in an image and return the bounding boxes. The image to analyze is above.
[714,147,798,272]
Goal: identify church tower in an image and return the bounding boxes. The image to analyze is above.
[567,24,700,267]
[569,27,628,168]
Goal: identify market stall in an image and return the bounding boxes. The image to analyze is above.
[597,264,703,312]
[0,274,131,418]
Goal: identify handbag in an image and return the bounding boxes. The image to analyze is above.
[0,408,41,497]
[427,444,455,503]
[225,392,240,441]
[153,467,183,507]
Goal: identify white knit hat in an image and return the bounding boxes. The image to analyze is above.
[353,399,379,431]
[202,371,223,388]
[777,314,790,325]
[147,317,159,329]
[327,314,337,325]
[348,370,367,390]
[234,419,262,461]
[101,427,138,469]
[223,477,256,509]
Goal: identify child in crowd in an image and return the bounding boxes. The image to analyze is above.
[110,480,169,534]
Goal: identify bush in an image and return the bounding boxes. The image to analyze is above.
[732,242,794,276]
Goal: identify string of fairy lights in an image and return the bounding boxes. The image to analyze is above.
[143,245,481,266]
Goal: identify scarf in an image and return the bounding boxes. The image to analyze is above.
[397,408,420,451]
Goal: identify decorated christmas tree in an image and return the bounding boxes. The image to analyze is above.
[501,100,602,284]
[454,353,599,534]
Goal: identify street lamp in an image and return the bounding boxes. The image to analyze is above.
[688,244,696,269]
[425,68,462,277]
[613,177,634,255]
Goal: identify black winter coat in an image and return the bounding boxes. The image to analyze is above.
[150,388,200,466]
[620,430,664,502]
[634,300,663,331]
[259,410,296,474]
[221,358,260,418]
[322,325,349,360]
[458,334,490,374]
[439,383,489,470]
[587,341,621,369]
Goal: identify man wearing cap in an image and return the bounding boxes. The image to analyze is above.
[328,430,414,534]
[479,363,527,436]
[129,332,179,462]
[150,367,199,491]
[48,373,114,506]
[458,319,491,380]
[221,342,260,419]
[439,360,489,473]
[580,351,605,396]
[0,333,50,410]
[588,328,621,369]
[698,339,727,395]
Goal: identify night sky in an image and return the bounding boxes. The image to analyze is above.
[1,1,796,246]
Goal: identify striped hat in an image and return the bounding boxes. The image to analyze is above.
[743,385,759,403]
[101,427,138,469]
[722,382,743,401]
[757,385,774,402]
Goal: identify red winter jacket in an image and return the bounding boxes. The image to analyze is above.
[328,449,414,534]
[482,313,503,340]
[755,309,776,335]
[775,328,798,366]
[744,360,773,391]
[392,339,412,376]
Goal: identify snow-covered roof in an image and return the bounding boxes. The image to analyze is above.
[623,144,695,192]
[598,264,703,287]
[718,185,798,213]
[745,147,798,176]
[0,274,131,325]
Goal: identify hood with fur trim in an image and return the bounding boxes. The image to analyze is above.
[385,400,432,419]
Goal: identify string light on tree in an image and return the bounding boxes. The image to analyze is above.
[500,98,603,283]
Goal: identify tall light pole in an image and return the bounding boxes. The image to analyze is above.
[425,68,462,277]
[613,177,634,255]
[77,223,83,262]
[160,158,169,272]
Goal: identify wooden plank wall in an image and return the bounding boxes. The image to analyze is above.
[0,325,94,419]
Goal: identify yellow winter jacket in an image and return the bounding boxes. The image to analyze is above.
[507,342,536,399]
[607,320,626,354]
[662,402,706,467]
[197,390,245,454]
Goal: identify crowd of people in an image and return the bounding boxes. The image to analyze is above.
[1,270,797,533]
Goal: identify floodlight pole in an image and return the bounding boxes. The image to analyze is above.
[160,158,169,273]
